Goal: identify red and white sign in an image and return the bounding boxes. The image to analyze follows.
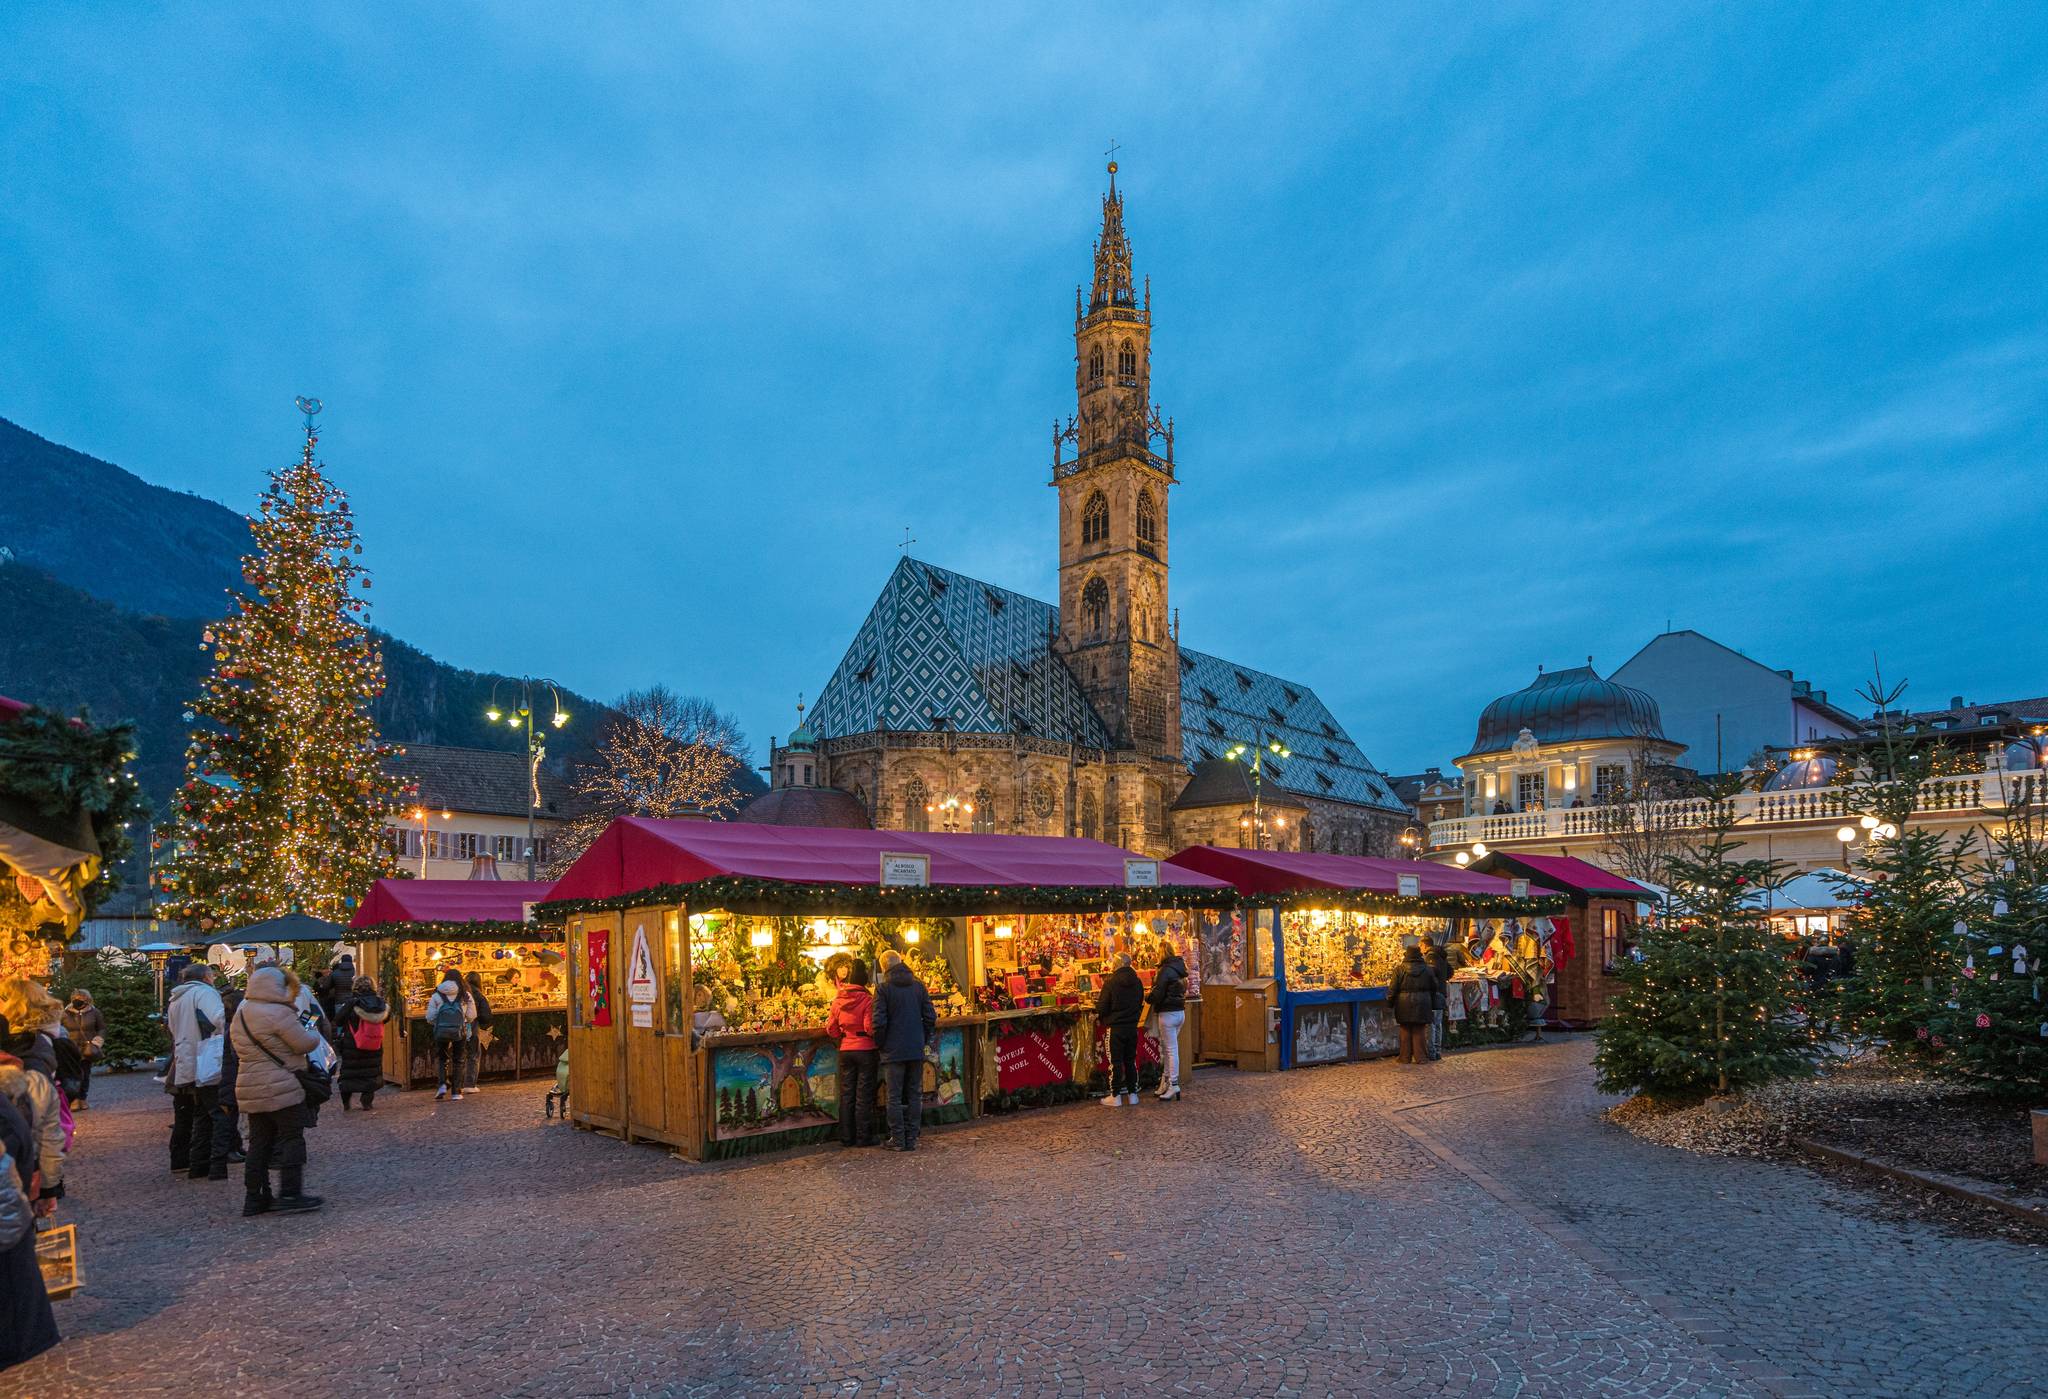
[994,1027,1071,1092]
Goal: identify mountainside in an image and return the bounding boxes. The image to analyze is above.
[0,413,763,824]
[0,416,250,618]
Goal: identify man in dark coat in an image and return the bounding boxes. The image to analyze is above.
[1386,944,1441,1065]
[867,952,937,1152]
[1094,954,1146,1106]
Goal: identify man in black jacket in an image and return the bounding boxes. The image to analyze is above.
[1387,944,1441,1065]
[1095,955,1146,1107]
[868,952,937,1152]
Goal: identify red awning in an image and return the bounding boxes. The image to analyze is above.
[545,819,1230,904]
[1164,846,1521,898]
[349,878,558,930]
[1477,852,1654,900]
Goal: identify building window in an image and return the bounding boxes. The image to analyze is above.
[903,776,929,832]
[532,837,550,867]
[456,832,479,860]
[492,834,525,864]
[802,763,812,785]
[972,785,995,833]
[1080,789,1099,841]
[1082,492,1109,545]
[1135,489,1157,547]
[1088,346,1103,381]
[1601,907,1628,968]
[1516,772,1547,810]
[1594,764,1625,801]
[1118,340,1136,377]
[1082,577,1109,640]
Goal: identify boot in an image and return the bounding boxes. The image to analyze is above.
[242,1190,274,1217]
[273,1193,325,1214]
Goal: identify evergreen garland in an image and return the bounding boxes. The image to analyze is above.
[535,875,1238,922]
[0,703,148,927]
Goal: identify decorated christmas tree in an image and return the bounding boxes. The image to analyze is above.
[157,402,405,930]
[1595,791,1811,1098]
[1934,792,2048,1101]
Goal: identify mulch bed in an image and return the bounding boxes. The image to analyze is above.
[1608,1056,2047,1242]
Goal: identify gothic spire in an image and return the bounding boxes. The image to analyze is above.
[1088,159,1135,313]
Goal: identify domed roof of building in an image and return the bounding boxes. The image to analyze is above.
[734,786,871,830]
[1764,755,1838,791]
[785,723,819,752]
[1464,665,1669,760]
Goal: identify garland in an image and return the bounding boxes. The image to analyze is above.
[348,918,550,941]
[533,876,1237,923]
[0,704,148,924]
[1248,890,1569,917]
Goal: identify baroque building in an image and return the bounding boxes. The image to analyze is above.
[744,164,1409,858]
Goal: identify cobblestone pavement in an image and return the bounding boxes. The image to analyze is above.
[8,1040,2039,1397]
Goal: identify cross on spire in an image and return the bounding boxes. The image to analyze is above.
[898,526,917,555]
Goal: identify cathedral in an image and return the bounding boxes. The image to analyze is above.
[739,163,1410,858]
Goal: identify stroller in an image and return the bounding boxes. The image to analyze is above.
[543,1048,570,1120]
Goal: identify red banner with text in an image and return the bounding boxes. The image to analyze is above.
[993,1026,1071,1092]
[586,926,613,1027]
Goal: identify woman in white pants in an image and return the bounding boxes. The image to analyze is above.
[1145,939,1190,1101]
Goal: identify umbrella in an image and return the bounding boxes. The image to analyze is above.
[196,912,350,945]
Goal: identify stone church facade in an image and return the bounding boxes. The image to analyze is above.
[749,165,1409,858]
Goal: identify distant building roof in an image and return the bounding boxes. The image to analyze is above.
[1616,630,1860,729]
[1463,665,1668,760]
[385,744,582,821]
[735,786,873,830]
[809,558,1406,814]
[1169,757,1308,813]
[1388,768,1460,807]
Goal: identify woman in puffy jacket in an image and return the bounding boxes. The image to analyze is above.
[334,975,390,1112]
[825,960,877,1149]
[230,965,323,1216]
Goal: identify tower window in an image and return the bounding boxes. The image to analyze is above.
[1118,340,1137,377]
[903,776,930,832]
[1135,489,1157,547]
[973,784,996,833]
[1088,346,1103,381]
[1081,491,1109,545]
[1082,577,1109,640]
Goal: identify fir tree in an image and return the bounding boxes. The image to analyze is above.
[1936,790,2048,1100]
[158,404,405,930]
[1595,791,1812,1098]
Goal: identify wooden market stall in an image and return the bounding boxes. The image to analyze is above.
[1469,852,1656,1028]
[348,879,564,1087]
[537,819,1236,1159]
[1164,847,1563,1069]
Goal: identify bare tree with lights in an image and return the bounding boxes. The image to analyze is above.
[1593,718,1696,889]
[548,686,747,874]
[157,400,406,931]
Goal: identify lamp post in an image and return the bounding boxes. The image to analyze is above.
[486,677,569,880]
[1399,825,1423,860]
[1225,736,1290,850]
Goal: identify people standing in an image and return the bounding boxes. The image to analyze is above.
[1425,936,1452,1062]
[462,970,493,1094]
[0,1067,58,1372]
[60,989,105,1108]
[1388,944,1440,1065]
[868,951,936,1152]
[825,960,878,1148]
[164,964,226,1181]
[1146,942,1188,1102]
[231,965,322,1216]
[209,983,246,1179]
[1095,954,1145,1107]
[335,976,390,1112]
[423,972,476,1101]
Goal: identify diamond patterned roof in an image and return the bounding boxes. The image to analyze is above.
[810,558,1404,813]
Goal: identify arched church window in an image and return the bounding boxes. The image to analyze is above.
[903,776,930,832]
[1135,490,1157,546]
[972,784,995,833]
[1080,789,1099,842]
[1118,340,1136,377]
[1088,346,1104,381]
[1082,492,1109,545]
[1082,577,1109,640]
[853,784,869,817]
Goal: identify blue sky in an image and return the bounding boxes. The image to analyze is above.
[4,4,2044,775]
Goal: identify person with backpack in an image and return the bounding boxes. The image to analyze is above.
[423,973,476,1101]
[231,964,324,1216]
[61,989,105,1108]
[867,951,936,1152]
[462,970,494,1094]
[824,960,877,1148]
[1145,941,1189,1102]
[335,976,390,1112]
[0,1065,58,1372]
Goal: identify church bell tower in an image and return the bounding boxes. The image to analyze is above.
[1053,159,1181,759]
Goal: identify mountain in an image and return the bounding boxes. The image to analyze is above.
[0,413,763,822]
[0,416,249,619]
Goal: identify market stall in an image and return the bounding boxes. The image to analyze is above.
[1164,847,1562,1068]
[1470,852,1656,1027]
[348,879,563,1087]
[538,819,1235,1158]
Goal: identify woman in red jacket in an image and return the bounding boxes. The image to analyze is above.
[825,961,878,1148]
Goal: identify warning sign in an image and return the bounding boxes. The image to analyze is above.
[626,923,657,1006]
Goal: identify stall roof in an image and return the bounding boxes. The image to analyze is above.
[540,818,1232,915]
[1164,846,1555,911]
[1767,869,1859,913]
[194,911,350,945]
[348,878,557,931]
[1471,852,1654,901]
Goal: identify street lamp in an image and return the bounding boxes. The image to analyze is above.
[1225,736,1291,850]
[485,677,568,880]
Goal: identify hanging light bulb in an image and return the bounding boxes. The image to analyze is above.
[902,925,922,944]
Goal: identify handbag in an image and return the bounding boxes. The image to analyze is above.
[236,1007,333,1108]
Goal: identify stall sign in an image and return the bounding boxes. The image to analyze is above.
[1123,858,1159,888]
[1396,873,1421,898]
[630,1003,654,1028]
[1510,878,1530,899]
[626,923,657,1005]
[880,852,930,887]
[994,1025,1071,1092]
